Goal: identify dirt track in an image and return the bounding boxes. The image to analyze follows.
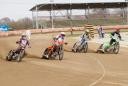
[0,33,128,86]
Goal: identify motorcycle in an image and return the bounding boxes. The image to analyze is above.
[42,45,64,60]
[72,33,88,53]
[97,34,120,54]
[6,47,25,62]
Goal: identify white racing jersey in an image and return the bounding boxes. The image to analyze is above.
[54,35,65,46]
[19,39,29,47]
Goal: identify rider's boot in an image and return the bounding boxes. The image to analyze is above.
[45,55,48,58]
[101,49,105,53]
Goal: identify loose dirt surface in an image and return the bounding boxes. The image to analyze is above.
[0,33,128,86]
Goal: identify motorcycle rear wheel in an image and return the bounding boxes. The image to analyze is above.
[6,50,13,61]
[113,43,120,54]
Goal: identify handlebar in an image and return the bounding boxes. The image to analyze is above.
[16,41,20,44]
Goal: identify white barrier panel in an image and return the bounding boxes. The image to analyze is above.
[0,25,128,37]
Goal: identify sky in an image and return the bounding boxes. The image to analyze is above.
[0,0,125,20]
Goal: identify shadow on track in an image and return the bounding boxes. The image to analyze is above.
[0,55,5,60]
[26,53,41,59]
[64,48,97,53]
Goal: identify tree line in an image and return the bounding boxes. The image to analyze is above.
[0,17,33,30]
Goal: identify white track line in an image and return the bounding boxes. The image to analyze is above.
[102,81,127,86]
[88,56,125,86]
[89,57,106,86]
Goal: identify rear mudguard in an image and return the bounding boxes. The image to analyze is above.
[102,42,110,50]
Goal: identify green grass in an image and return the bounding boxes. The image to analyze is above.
[39,18,126,28]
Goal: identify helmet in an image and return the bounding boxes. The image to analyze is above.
[22,34,26,37]
[21,33,27,39]
[115,28,120,31]
[60,32,66,36]
[22,32,26,36]
[85,29,89,33]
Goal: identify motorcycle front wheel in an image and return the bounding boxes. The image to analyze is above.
[17,50,25,62]
[6,50,13,61]
[72,42,79,52]
[82,43,88,53]
[58,46,64,61]
[113,43,120,54]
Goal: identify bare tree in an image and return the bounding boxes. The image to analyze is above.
[92,8,109,18]
[7,17,33,30]
[0,17,11,24]
[17,17,33,29]
[114,8,126,18]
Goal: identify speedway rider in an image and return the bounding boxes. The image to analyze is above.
[109,28,122,46]
[78,30,89,43]
[15,34,30,53]
[54,32,66,45]
[72,31,89,51]
[43,32,66,58]
[101,28,122,52]
[84,29,90,40]
[53,32,67,52]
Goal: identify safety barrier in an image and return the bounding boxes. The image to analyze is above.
[0,27,84,37]
[0,25,128,37]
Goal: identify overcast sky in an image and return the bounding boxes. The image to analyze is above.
[0,0,125,20]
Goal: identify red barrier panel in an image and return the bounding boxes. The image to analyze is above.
[0,25,128,37]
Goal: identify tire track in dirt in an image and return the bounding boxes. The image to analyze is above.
[89,57,106,86]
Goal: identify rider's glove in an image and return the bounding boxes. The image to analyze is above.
[64,42,68,45]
